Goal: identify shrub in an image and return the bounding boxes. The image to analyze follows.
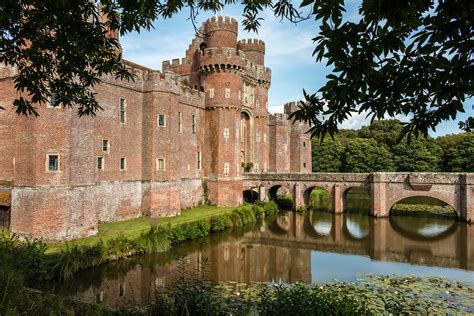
[209,214,232,232]
[106,233,136,259]
[256,200,279,216]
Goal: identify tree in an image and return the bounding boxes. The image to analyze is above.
[392,137,443,172]
[342,138,394,172]
[358,119,403,149]
[312,137,343,172]
[445,133,474,172]
[1,0,472,136]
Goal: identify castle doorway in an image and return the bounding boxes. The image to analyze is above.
[240,111,251,163]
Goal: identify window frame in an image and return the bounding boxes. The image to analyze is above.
[191,114,196,134]
[97,156,104,171]
[102,139,109,153]
[156,158,166,171]
[158,114,166,127]
[120,157,126,171]
[223,162,230,176]
[197,151,201,170]
[46,154,60,172]
[119,98,127,124]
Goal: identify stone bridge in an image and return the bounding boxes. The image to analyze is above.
[243,172,474,222]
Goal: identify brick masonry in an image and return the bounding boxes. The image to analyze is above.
[0,16,311,240]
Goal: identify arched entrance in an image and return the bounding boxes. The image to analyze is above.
[240,111,252,164]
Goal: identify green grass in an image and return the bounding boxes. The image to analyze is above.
[47,205,237,253]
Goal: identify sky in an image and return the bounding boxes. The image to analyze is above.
[120,4,472,136]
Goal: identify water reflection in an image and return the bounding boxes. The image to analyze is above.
[57,211,473,308]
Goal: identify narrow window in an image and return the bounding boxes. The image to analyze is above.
[256,132,260,142]
[178,112,182,133]
[97,157,104,170]
[120,158,126,171]
[197,152,201,170]
[263,133,267,143]
[119,98,126,123]
[256,100,260,108]
[102,139,109,152]
[158,114,166,127]
[209,88,214,98]
[303,141,306,147]
[303,162,307,168]
[48,92,59,108]
[157,158,165,171]
[192,114,196,134]
[238,90,241,100]
[225,88,231,99]
[224,162,230,176]
[223,128,230,139]
[47,154,59,172]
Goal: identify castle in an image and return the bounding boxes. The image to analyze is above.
[0,16,311,240]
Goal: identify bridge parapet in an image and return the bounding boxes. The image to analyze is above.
[243,172,370,183]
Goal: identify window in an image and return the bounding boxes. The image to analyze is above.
[119,98,126,123]
[263,133,267,143]
[256,132,260,142]
[254,163,259,171]
[225,88,231,99]
[119,283,125,297]
[178,112,182,133]
[192,114,196,134]
[223,128,230,139]
[303,141,306,147]
[97,157,104,170]
[209,88,214,98]
[120,158,126,171]
[256,100,260,108]
[47,92,59,108]
[238,90,241,100]
[158,114,166,127]
[197,152,201,170]
[102,140,109,152]
[47,154,59,172]
[303,162,307,168]
[224,162,230,176]
[156,158,165,171]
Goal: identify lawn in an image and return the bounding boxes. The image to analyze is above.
[46,205,237,253]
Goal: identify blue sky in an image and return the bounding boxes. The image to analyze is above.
[120,4,472,136]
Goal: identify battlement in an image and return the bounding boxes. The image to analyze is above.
[284,101,302,115]
[162,57,189,71]
[269,113,289,126]
[238,38,265,53]
[204,16,238,34]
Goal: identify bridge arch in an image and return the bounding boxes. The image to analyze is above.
[389,216,458,241]
[243,189,259,203]
[387,194,459,218]
[303,185,332,211]
[303,211,333,238]
[267,183,294,208]
[342,186,370,214]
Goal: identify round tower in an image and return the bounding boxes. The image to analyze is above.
[238,38,265,65]
[203,16,238,49]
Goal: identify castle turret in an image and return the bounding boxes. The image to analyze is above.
[238,39,265,65]
[203,16,238,49]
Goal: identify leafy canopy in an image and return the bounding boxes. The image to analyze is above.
[1,0,472,136]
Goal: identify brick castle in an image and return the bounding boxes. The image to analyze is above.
[0,16,311,240]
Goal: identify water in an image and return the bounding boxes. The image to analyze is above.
[54,194,473,308]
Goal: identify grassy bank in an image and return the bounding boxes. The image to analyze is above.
[47,205,240,253]
[1,201,279,283]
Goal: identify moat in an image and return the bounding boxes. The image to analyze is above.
[50,191,474,308]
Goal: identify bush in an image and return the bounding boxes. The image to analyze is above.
[256,200,279,217]
[209,214,232,232]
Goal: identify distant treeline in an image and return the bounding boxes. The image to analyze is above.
[312,120,473,173]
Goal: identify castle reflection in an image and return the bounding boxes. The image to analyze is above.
[63,212,473,308]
